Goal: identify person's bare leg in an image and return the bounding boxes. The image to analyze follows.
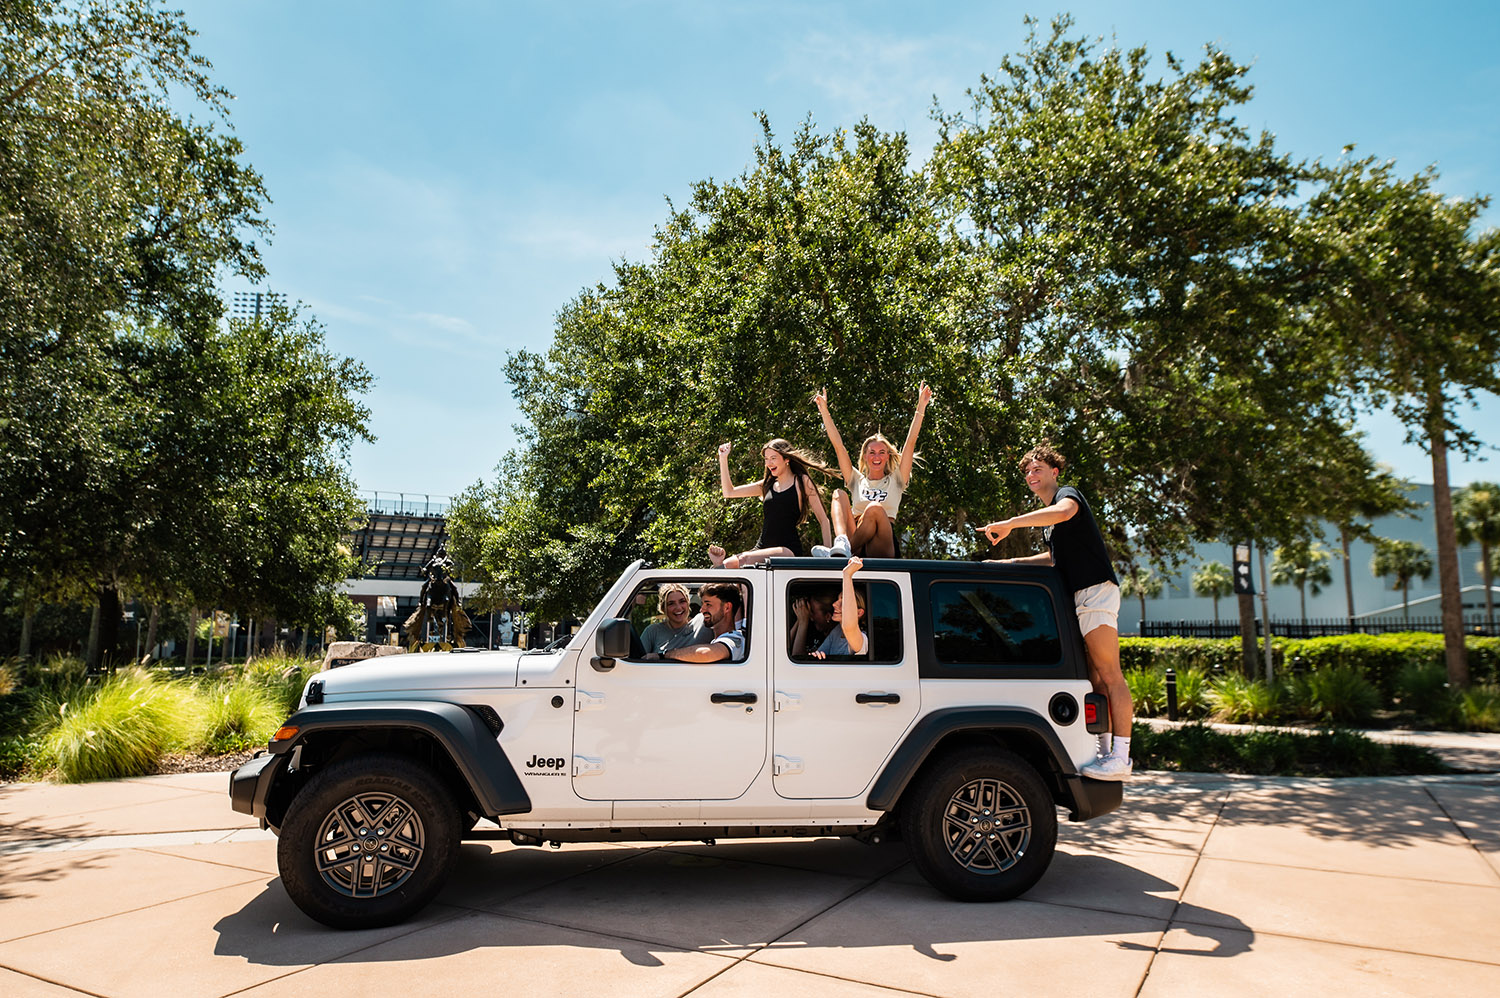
[1082,624,1132,737]
[831,490,853,539]
[733,546,792,567]
[855,506,894,557]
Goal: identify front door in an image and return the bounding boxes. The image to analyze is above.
[571,575,767,801]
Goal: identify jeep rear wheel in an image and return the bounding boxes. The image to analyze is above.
[900,746,1056,901]
[277,753,461,929]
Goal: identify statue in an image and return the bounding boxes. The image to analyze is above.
[404,544,472,651]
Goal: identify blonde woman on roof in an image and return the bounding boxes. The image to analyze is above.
[812,381,933,559]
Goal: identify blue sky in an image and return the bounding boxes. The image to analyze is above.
[178,1,1500,498]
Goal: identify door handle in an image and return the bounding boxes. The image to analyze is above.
[711,692,758,704]
[856,692,901,705]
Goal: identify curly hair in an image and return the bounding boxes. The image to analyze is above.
[1019,441,1066,474]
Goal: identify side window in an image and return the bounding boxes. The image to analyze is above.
[928,581,1062,667]
[787,579,903,664]
[618,579,750,662]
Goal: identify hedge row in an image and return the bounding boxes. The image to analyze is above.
[1120,634,1500,698]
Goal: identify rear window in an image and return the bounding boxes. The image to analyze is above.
[786,579,903,664]
[928,581,1062,667]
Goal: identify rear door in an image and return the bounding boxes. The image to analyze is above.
[770,568,919,799]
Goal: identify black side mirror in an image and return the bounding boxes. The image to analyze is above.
[592,617,632,671]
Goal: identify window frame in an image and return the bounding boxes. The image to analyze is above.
[784,577,905,666]
[916,573,1082,679]
[614,575,754,665]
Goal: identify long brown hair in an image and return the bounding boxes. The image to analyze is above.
[760,438,835,522]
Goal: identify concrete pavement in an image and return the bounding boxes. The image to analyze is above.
[1,768,1498,997]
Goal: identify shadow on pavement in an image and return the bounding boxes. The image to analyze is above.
[212,841,1253,967]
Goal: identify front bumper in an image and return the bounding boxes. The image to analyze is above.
[229,752,282,823]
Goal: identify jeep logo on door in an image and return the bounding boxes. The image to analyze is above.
[524,754,566,775]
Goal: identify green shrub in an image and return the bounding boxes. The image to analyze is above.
[1207,673,1281,722]
[1172,666,1210,718]
[233,651,321,714]
[1297,665,1380,725]
[0,735,39,780]
[1125,668,1165,717]
[1394,664,1460,727]
[192,681,283,754]
[1133,723,1447,776]
[38,669,194,782]
[1460,685,1500,732]
[1120,637,1268,674]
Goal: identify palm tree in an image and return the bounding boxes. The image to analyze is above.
[1119,566,1164,633]
[1270,542,1334,626]
[1331,469,1417,626]
[1371,539,1434,625]
[1454,481,1500,633]
[1192,561,1233,625]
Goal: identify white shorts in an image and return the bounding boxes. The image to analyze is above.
[1074,581,1121,636]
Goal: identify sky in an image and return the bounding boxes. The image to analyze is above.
[176,0,1500,500]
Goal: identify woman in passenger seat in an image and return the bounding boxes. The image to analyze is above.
[791,558,868,659]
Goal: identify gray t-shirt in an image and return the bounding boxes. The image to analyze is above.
[817,627,867,657]
[641,615,711,654]
[712,622,747,661]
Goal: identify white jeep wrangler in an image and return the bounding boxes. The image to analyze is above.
[231,556,1122,929]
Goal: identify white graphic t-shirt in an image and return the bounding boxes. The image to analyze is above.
[850,470,906,521]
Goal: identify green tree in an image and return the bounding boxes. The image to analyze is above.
[1270,541,1333,626]
[1326,465,1418,626]
[1192,560,1233,625]
[455,117,995,621]
[1455,481,1500,632]
[1371,539,1434,625]
[1,0,276,662]
[1307,158,1500,684]
[928,16,1366,569]
[1119,567,1164,631]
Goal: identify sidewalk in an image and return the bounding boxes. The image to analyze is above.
[1139,717,1500,772]
[2,768,1498,997]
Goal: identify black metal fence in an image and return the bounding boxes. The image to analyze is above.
[1139,617,1500,639]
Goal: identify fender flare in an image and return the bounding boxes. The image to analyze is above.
[866,706,1080,813]
[268,700,531,817]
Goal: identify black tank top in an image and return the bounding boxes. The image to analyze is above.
[756,479,804,555]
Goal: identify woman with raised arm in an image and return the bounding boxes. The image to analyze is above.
[708,438,833,569]
[812,382,933,559]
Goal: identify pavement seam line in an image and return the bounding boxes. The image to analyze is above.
[0,961,109,997]
[1156,918,1500,968]
[1182,851,1500,886]
[1422,782,1500,883]
[1130,784,1231,998]
[676,868,943,998]
[0,874,268,946]
[136,844,278,876]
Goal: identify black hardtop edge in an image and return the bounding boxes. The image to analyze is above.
[273,699,531,817]
[764,556,1049,573]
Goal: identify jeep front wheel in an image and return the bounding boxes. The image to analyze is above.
[277,753,461,929]
[900,746,1056,901]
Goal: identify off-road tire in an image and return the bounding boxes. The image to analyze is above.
[277,753,461,929]
[900,746,1056,901]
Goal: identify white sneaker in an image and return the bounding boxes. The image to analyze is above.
[1080,754,1133,781]
[831,535,852,558]
[811,544,833,558]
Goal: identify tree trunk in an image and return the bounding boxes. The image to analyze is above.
[1427,398,1469,686]
[185,608,199,671]
[1237,592,1257,676]
[97,582,121,673]
[1212,596,1220,626]
[1340,524,1356,627]
[1138,593,1146,630]
[1299,584,1307,627]
[1257,545,1274,682]
[19,602,34,660]
[1402,581,1410,624]
[143,605,159,663]
[85,602,100,670]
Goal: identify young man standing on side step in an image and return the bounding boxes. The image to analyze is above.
[980,443,1134,780]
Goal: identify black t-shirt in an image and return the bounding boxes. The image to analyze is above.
[1044,485,1118,594]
